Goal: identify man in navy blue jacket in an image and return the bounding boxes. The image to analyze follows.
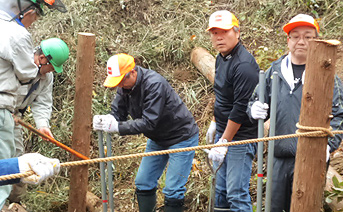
[93,53,199,212]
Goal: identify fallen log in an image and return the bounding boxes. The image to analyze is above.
[190,47,215,84]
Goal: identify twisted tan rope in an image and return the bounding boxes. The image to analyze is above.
[296,123,334,137]
[1,128,343,182]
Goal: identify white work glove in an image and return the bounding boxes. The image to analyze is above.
[102,114,119,133]
[18,153,60,185]
[93,115,105,131]
[208,139,228,163]
[206,121,216,144]
[327,145,331,162]
[251,101,269,120]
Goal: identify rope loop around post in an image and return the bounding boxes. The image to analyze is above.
[296,123,334,137]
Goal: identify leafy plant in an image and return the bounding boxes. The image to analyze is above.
[325,176,343,204]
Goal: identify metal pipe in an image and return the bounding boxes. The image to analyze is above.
[265,71,279,212]
[256,71,266,212]
[106,133,114,212]
[98,131,108,212]
[202,149,226,212]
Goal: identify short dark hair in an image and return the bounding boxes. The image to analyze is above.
[34,46,44,56]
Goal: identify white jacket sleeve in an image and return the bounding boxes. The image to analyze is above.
[31,74,53,129]
[12,32,38,84]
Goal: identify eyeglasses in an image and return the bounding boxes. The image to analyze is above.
[288,35,316,43]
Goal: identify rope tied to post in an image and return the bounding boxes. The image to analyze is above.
[2,129,343,182]
[295,123,334,137]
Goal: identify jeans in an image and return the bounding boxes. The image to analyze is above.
[135,133,199,199]
[214,134,256,212]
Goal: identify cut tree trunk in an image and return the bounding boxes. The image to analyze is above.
[86,191,103,212]
[190,47,215,84]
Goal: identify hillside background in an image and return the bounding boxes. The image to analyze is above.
[19,0,343,211]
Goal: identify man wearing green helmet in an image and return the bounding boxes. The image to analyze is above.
[0,0,67,208]
[8,38,69,204]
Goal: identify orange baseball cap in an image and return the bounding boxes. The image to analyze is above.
[206,10,239,31]
[283,14,320,35]
[103,53,135,88]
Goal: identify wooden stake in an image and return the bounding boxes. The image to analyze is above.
[68,32,95,212]
[290,40,339,212]
[190,47,215,84]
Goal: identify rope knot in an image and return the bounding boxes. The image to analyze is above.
[296,123,334,137]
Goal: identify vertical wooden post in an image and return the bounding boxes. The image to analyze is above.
[68,32,95,212]
[290,40,339,212]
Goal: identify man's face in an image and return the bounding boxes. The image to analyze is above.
[287,26,317,63]
[38,55,55,75]
[210,28,240,56]
[117,70,137,89]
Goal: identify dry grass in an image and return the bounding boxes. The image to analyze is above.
[17,0,343,211]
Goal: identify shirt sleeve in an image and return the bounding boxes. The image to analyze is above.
[31,74,53,129]
[0,157,21,186]
[229,62,259,123]
[12,32,38,84]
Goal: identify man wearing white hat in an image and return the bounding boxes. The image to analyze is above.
[93,53,199,212]
[205,10,260,212]
[248,14,343,212]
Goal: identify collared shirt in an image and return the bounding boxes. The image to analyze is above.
[214,42,260,140]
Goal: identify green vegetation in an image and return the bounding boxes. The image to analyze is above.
[18,0,343,211]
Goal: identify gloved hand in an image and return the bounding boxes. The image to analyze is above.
[251,101,269,120]
[102,114,119,133]
[208,139,228,163]
[327,145,331,162]
[206,121,216,144]
[93,115,105,131]
[18,153,60,185]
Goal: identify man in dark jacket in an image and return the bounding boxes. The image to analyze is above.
[205,10,259,212]
[93,53,199,212]
[248,14,343,212]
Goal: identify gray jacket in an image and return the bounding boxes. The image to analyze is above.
[248,55,343,157]
[15,73,53,129]
[0,10,38,112]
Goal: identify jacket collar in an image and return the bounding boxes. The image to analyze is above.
[0,10,25,27]
[218,41,241,60]
[122,66,142,94]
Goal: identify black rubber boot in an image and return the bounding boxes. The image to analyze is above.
[164,198,184,212]
[136,188,157,212]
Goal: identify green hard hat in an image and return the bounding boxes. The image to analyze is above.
[40,38,69,73]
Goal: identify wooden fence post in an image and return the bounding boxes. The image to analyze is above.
[290,40,339,212]
[68,32,95,212]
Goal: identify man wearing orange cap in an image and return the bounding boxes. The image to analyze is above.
[93,53,199,212]
[248,14,343,212]
[205,10,259,212]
